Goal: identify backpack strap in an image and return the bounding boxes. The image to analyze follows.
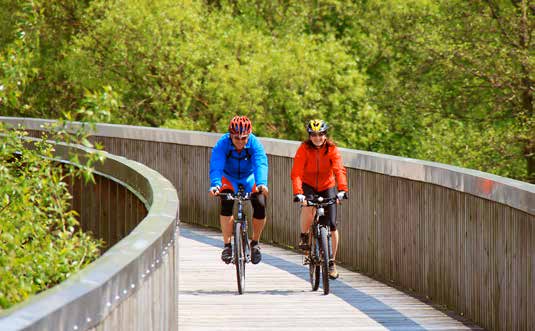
[226,147,251,160]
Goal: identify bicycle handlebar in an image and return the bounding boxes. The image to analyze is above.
[293,195,341,206]
[214,185,263,201]
[293,192,347,206]
[219,192,253,201]
[305,197,338,207]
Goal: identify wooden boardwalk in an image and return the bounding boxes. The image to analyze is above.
[178,224,483,331]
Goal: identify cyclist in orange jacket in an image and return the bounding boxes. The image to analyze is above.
[291,119,348,279]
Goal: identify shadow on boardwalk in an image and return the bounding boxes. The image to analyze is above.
[180,224,483,331]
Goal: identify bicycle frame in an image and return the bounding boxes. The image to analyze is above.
[219,185,253,294]
[234,192,251,265]
[302,196,337,295]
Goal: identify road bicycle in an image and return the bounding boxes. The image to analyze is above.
[219,185,253,294]
[296,195,340,295]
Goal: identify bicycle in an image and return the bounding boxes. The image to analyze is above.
[295,195,340,295]
[219,185,254,294]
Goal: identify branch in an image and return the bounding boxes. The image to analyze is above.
[0,198,12,215]
[193,95,209,108]
[425,47,507,89]
[484,0,521,48]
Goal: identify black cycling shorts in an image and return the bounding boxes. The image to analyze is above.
[302,183,337,231]
[220,189,266,219]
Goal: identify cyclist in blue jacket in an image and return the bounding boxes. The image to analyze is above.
[209,115,269,264]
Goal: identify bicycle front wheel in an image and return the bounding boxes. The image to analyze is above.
[234,222,246,294]
[319,226,330,295]
[309,233,320,291]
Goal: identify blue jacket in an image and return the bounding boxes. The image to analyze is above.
[209,133,268,188]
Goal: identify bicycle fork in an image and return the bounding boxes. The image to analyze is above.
[243,226,251,263]
[232,220,251,264]
[319,225,333,263]
[303,224,325,266]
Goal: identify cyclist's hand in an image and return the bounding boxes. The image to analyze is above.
[256,185,268,196]
[336,191,347,201]
[294,194,306,204]
[209,186,220,197]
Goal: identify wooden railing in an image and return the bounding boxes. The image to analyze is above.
[0,137,179,331]
[1,117,533,331]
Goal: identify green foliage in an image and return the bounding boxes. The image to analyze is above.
[1,0,533,182]
[351,0,533,181]
[419,115,527,179]
[62,0,384,149]
[0,123,103,310]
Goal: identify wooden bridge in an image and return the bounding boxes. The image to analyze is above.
[179,224,482,331]
[0,117,533,331]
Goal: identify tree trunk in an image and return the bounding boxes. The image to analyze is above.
[525,140,535,183]
[519,0,534,183]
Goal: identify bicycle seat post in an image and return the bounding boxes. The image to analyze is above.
[238,184,245,197]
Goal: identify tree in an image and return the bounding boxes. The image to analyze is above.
[0,120,104,309]
[352,0,534,181]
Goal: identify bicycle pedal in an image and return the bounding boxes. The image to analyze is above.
[303,256,310,265]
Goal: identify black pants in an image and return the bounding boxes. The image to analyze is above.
[302,183,337,231]
[220,189,266,219]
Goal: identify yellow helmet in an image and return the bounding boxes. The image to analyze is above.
[306,119,328,133]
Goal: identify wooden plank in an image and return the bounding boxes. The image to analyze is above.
[178,224,483,331]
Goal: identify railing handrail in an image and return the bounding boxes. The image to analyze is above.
[2,116,531,215]
[0,139,179,331]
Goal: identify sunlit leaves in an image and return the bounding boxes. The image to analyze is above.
[1,0,532,181]
[0,123,103,310]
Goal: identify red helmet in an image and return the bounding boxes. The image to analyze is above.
[228,116,252,136]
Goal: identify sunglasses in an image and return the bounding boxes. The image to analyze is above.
[309,132,326,137]
[231,134,249,141]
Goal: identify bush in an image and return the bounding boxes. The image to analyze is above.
[0,123,103,310]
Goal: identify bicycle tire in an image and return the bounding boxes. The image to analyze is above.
[309,232,320,291]
[319,226,330,295]
[242,228,250,263]
[234,222,246,294]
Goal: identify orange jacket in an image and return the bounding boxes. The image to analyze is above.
[291,142,348,194]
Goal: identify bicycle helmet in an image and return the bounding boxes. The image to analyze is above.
[229,116,253,136]
[306,119,328,134]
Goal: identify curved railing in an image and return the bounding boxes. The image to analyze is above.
[1,117,534,331]
[0,131,179,331]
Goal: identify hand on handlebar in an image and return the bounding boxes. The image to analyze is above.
[209,186,220,197]
[336,191,347,202]
[256,185,269,196]
[293,194,306,205]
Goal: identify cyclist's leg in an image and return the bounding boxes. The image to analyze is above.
[243,176,266,243]
[245,177,265,264]
[323,202,338,259]
[219,194,234,244]
[299,184,316,249]
[325,209,339,279]
[298,207,314,250]
[220,177,235,263]
[317,187,338,256]
[318,187,339,279]
[300,207,315,233]
[250,189,266,242]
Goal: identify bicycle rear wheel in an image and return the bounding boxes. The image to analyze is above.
[234,222,246,294]
[319,226,330,295]
[309,233,320,291]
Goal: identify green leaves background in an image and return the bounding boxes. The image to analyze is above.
[0,124,102,309]
[1,0,533,182]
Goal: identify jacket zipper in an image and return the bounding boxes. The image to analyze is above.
[315,148,320,191]
[237,149,241,178]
